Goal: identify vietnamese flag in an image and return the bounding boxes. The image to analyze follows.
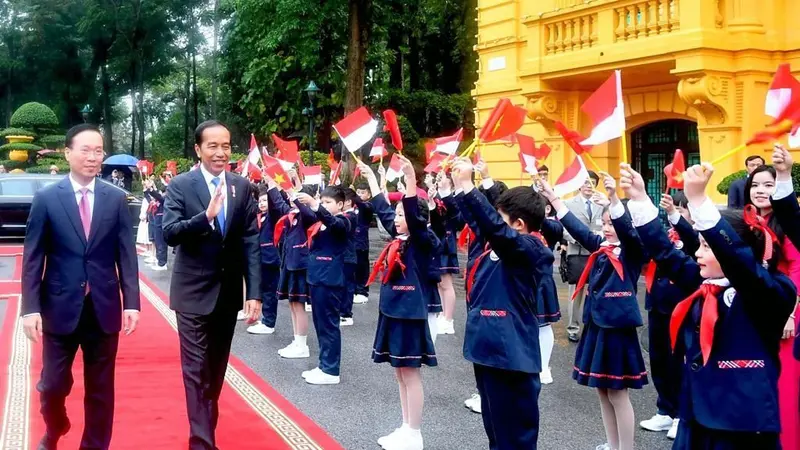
[580,70,626,146]
[479,98,527,143]
[264,161,293,190]
[166,160,178,175]
[664,149,686,190]
[271,134,300,163]
[424,152,448,174]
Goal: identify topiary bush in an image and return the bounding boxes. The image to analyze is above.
[0,142,42,153]
[10,102,59,130]
[0,128,35,139]
[0,160,30,171]
[26,161,69,174]
[716,170,747,195]
[38,135,66,149]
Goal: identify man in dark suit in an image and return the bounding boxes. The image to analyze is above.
[162,120,261,450]
[727,155,765,208]
[21,124,140,450]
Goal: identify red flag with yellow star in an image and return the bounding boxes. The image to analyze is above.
[664,149,685,190]
[264,161,293,190]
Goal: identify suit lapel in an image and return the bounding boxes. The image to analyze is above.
[57,177,88,247]
[87,181,108,248]
[192,169,211,210]
[572,196,591,223]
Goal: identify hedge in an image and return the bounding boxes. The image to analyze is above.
[716,165,800,195]
[0,128,35,138]
[38,135,66,149]
[0,142,42,153]
[10,102,59,130]
[26,161,69,174]
[0,160,29,171]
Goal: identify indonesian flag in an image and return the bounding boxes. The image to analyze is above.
[518,136,539,175]
[301,165,322,185]
[370,138,388,162]
[479,98,527,143]
[386,153,404,182]
[765,64,800,148]
[516,133,552,161]
[264,161,293,190]
[430,129,463,155]
[554,121,592,155]
[329,162,342,185]
[553,155,590,197]
[271,134,300,163]
[166,160,178,175]
[241,134,263,179]
[580,70,626,146]
[664,149,686,190]
[424,152,448,173]
[334,106,378,153]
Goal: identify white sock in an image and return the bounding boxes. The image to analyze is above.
[295,335,307,346]
[539,325,554,370]
[427,313,438,344]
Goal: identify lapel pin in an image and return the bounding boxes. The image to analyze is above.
[232,185,236,198]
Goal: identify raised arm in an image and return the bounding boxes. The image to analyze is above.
[771,144,800,250]
[293,200,320,230]
[267,186,292,217]
[162,177,214,247]
[371,193,398,237]
[673,215,700,257]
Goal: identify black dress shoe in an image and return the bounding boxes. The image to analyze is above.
[37,422,70,450]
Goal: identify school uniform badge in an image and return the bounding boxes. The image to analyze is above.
[723,287,736,307]
[612,247,621,256]
[674,240,684,250]
[489,251,499,261]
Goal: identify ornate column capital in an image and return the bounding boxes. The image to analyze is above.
[525,93,565,136]
[677,74,733,127]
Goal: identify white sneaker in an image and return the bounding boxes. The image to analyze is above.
[340,317,354,326]
[305,303,312,312]
[150,264,168,271]
[595,444,611,450]
[279,342,310,359]
[667,418,679,440]
[246,323,275,335]
[377,427,404,448]
[466,394,482,414]
[640,413,674,432]
[301,367,320,379]
[464,393,480,409]
[437,318,455,335]
[236,310,247,321]
[144,256,157,264]
[385,428,423,450]
[353,294,369,304]
[304,367,340,385]
[540,367,553,385]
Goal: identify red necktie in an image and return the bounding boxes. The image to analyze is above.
[457,224,475,251]
[367,239,406,285]
[306,222,323,248]
[572,246,625,301]
[670,284,724,365]
[78,188,91,238]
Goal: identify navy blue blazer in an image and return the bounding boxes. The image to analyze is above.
[726,177,746,209]
[145,187,165,223]
[456,189,551,373]
[342,210,358,265]
[267,188,315,271]
[258,211,280,266]
[430,199,461,257]
[352,197,374,251]
[560,209,645,328]
[646,216,700,314]
[21,177,140,335]
[371,194,437,320]
[637,216,795,432]
[770,192,800,360]
[302,204,351,287]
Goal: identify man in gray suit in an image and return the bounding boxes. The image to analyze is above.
[562,171,601,342]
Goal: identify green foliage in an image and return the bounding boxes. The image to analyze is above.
[370,90,474,138]
[150,112,187,162]
[37,157,67,168]
[0,128,35,138]
[0,143,42,153]
[154,158,196,175]
[10,103,59,130]
[26,161,70,174]
[0,160,30,171]
[716,170,747,195]
[38,135,67,149]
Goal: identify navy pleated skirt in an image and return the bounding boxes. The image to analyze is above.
[536,277,561,324]
[277,269,309,303]
[426,284,443,314]
[372,313,438,368]
[672,419,779,450]
[572,319,648,390]
[439,253,460,275]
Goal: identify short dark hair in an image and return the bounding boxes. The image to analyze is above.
[321,185,346,203]
[355,182,370,191]
[65,124,101,148]
[257,185,270,197]
[745,155,765,167]
[587,170,600,185]
[495,187,545,233]
[671,191,689,209]
[195,120,231,146]
[343,187,358,204]
[538,165,549,172]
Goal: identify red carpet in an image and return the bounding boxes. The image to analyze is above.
[0,247,343,450]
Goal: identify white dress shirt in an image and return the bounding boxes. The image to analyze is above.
[199,164,228,229]
[69,173,96,220]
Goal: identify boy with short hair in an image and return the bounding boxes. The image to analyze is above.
[247,186,281,335]
[353,182,374,304]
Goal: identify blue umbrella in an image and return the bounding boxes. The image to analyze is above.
[103,154,139,166]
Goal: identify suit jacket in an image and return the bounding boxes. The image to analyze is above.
[162,169,260,315]
[727,177,746,209]
[21,177,140,335]
[562,194,603,256]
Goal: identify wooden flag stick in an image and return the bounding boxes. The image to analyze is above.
[583,153,605,175]
[620,130,628,165]
[709,143,747,167]
[459,139,480,159]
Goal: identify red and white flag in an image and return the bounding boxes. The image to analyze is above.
[424,152,448,173]
[553,155,590,197]
[386,154,404,182]
[370,138,388,162]
[430,128,463,155]
[301,165,322,185]
[334,107,378,153]
[518,135,538,175]
[765,64,800,148]
[241,134,263,179]
[580,70,626,146]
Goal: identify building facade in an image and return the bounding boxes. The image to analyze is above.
[474,0,800,202]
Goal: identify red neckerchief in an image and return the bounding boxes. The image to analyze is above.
[644,229,681,293]
[366,238,407,285]
[670,283,724,365]
[743,205,778,265]
[273,212,296,245]
[572,245,625,301]
[531,231,548,248]
[434,198,446,216]
[306,222,323,248]
[466,232,547,302]
[457,224,475,250]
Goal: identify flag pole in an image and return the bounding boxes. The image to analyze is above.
[620,130,628,165]
[709,143,747,167]
[583,153,605,175]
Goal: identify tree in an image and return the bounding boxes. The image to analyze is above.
[344,0,372,113]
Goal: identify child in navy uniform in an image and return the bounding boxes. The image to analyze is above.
[621,162,795,449]
[429,174,462,336]
[246,186,282,335]
[353,182,374,305]
[266,177,315,359]
[639,191,699,439]
[423,185,444,343]
[358,158,437,450]
[537,217,562,385]
[339,188,359,326]
[448,159,552,450]
[540,174,648,450]
[295,186,351,385]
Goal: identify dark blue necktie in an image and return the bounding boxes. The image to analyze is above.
[211,177,226,235]
[586,199,592,221]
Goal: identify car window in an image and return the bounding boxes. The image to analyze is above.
[0,179,37,196]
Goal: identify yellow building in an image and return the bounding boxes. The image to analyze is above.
[474,0,800,202]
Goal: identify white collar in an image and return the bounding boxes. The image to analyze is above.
[344,208,354,213]
[69,173,96,193]
[703,278,730,287]
[397,234,409,241]
[599,241,619,247]
[199,164,225,186]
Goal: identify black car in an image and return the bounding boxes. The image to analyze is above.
[0,174,142,238]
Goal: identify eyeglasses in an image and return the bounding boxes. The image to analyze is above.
[75,148,106,157]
